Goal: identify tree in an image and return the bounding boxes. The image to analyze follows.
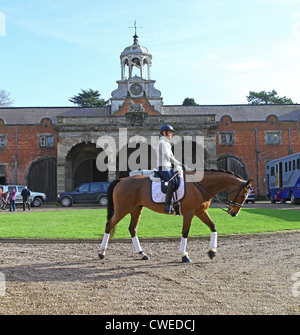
[182,97,199,106]
[247,90,294,104]
[69,89,109,107]
[0,89,14,107]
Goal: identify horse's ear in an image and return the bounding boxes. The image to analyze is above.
[246,179,253,187]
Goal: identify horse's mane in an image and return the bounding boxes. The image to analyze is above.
[204,168,243,180]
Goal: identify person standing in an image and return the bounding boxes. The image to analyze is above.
[21,186,31,211]
[9,188,16,212]
[0,187,2,207]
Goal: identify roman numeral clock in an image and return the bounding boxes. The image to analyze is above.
[130,83,143,95]
[110,22,163,113]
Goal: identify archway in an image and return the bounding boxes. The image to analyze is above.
[74,159,107,188]
[66,142,108,191]
[27,157,57,201]
[117,143,155,178]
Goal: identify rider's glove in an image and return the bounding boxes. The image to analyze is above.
[182,164,192,172]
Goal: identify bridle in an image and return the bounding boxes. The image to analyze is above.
[185,171,249,213]
[226,181,249,213]
[227,181,248,208]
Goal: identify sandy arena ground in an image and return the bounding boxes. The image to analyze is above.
[0,230,300,315]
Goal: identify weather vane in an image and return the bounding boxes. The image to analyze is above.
[129,20,143,36]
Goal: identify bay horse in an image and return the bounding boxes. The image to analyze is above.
[99,169,252,263]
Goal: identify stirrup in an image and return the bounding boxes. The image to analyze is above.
[164,204,172,214]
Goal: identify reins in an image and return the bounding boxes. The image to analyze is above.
[184,170,247,213]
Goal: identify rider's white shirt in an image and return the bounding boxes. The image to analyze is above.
[157,136,181,169]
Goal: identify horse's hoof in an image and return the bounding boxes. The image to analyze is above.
[208,249,217,260]
[98,253,105,260]
[139,251,150,260]
[182,254,191,263]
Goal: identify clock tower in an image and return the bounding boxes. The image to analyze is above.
[110,27,163,113]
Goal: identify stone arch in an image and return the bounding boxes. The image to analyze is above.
[65,142,108,191]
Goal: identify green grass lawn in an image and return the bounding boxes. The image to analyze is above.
[0,207,299,240]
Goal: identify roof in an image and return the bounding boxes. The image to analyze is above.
[0,107,108,125]
[1,104,299,125]
[161,104,300,122]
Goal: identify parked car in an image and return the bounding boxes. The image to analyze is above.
[245,186,255,204]
[56,182,110,207]
[0,185,47,207]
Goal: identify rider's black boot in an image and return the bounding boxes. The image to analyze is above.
[164,183,174,214]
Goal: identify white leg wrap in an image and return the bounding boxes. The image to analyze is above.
[179,237,188,255]
[132,236,142,253]
[209,232,217,250]
[100,233,110,250]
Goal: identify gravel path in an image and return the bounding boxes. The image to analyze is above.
[0,232,299,315]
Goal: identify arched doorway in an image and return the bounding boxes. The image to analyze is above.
[66,142,108,190]
[27,157,57,201]
[74,159,107,188]
[117,143,155,178]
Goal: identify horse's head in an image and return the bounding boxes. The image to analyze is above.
[227,179,253,217]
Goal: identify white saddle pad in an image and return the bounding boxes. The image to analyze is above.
[151,179,185,204]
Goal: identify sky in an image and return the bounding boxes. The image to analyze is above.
[0,0,300,107]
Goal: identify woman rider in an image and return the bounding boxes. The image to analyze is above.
[157,124,188,213]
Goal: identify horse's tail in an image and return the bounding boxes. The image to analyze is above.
[107,179,121,221]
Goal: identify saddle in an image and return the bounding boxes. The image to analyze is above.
[130,167,185,215]
[150,169,181,194]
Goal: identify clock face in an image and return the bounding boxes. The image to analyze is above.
[130,83,142,95]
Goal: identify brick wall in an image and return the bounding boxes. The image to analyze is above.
[217,115,300,195]
[0,118,57,185]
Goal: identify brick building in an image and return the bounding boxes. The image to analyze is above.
[1,33,300,201]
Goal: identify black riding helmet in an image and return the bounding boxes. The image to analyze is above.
[160,124,175,135]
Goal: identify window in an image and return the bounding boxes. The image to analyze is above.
[39,135,55,148]
[219,132,235,145]
[270,167,275,176]
[90,183,101,192]
[102,183,110,191]
[297,159,300,170]
[265,131,281,145]
[8,186,17,192]
[77,184,89,192]
[0,135,7,149]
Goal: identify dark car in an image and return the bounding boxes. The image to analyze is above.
[245,186,255,204]
[56,182,110,207]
